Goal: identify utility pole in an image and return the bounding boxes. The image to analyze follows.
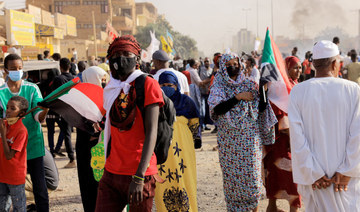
[271,0,274,37]
[242,8,251,30]
[256,0,259,37]
[108,0,113,24]
[92,11,98,58]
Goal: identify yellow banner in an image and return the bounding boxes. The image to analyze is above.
[160,35,173,54]
[6,10,36,46]
[54,28,64,39]
[155,116,198,212]
[66,15,77,36]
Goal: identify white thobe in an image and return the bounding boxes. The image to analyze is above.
[153,68,190,94]
[288,77,360,212]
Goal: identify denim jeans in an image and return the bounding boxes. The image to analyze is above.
[200,94,213,128]
[0,183,26,212]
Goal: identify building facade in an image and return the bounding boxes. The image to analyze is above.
[135,2,157,27]
[27,0,137,40]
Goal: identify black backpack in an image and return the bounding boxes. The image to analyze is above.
[135,74,176,164]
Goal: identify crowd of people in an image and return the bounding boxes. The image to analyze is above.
[0,34,359,212]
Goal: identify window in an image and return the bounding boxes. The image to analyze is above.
[55,5,62,13]
[76,24,81,29]
[49,5,52,12]
[101,4,108,13]
[122,9,131,18]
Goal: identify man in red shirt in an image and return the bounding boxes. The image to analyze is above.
[95,35,163,212]
[0,96,29,211]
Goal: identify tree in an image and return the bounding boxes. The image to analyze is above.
[135,17,199,59]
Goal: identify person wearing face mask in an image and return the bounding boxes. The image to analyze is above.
[263,56,302,212]
[95,35,163,212]
[74,66,108,212]
[155,71,200,211]
[208,53,276,212]
[0,54,50,212]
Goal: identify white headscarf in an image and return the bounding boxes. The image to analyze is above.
[82,66,108,87]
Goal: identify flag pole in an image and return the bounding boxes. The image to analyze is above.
[92,11,98,58]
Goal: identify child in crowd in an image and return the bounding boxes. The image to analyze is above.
[0,96,29,211]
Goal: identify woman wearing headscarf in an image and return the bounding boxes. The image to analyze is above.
[75,66,108,212]
[95,35,163,212]
[208,52,276,211]
[155,71,200,212]
[263,56,302,212]
[82,66,108,88]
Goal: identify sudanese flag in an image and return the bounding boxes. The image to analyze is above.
[38,78,105,134]
[260,28,293,113]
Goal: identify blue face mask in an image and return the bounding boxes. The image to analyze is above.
[8,70,23,82]
[161,86,176,98]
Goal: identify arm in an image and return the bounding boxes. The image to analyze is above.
[32,85,48,123]
[0,119,16,160]
[337,87,360,177]
[128,103,159,204]
[213,97,239,115]
[213,92,253,115]
[288,92,325,185]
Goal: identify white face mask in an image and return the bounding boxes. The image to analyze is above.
[8,70,23,82]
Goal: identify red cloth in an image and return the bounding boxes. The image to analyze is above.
[105,77,164,176]
[181,70,191,85]
[302,59,311,75]
[263,103,301,208]
[285,56,300,70]
[107,35,141,58]
[0,119,28,185]
[213,54,222,68]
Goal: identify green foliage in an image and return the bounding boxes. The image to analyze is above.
[135,17,199,59]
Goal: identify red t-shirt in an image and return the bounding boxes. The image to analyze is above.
[105,77,164,176]
[302,59,311,75]
[0,119,28,185]
[182,70,192,85]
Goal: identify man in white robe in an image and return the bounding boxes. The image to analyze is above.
[289,40,360,211]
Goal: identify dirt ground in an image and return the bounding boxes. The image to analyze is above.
[43,126,304,212]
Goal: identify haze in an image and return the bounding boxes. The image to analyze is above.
[136,0,360,56]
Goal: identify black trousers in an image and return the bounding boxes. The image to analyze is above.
[76,128,99,212]
[27,156,49,212]
[50,118,74,161]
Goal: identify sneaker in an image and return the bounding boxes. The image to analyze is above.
[27,204,37,212]
[64,160,76,168]
[54,151,66,157]
[204,126,211,131]
[211,127,218,134]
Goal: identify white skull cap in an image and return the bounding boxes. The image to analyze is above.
[312,40,339,60]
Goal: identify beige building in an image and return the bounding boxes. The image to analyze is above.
[136,2,157,27]
[27,0,137,40]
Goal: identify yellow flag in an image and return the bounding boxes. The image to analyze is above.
[155,116,198,212]
[160,35,173,54]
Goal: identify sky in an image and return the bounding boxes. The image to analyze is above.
[136,0,360,56]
